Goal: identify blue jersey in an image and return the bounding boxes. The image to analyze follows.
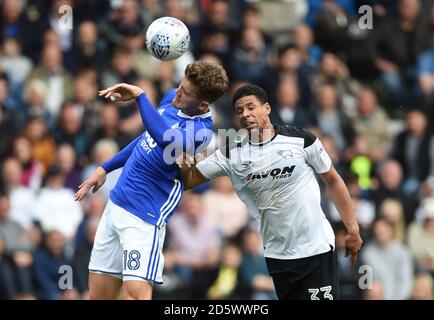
[108,89,212,227]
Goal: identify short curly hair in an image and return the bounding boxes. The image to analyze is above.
[185,61,229,103]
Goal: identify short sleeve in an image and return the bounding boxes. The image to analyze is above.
[304,138,332,174]
[196,149,229,180]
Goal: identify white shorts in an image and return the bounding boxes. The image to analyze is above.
[89,199,166,284]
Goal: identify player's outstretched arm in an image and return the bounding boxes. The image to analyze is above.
[100,83,195,152]
[75,135,141,201]
[319,165,363,267]
[98,83,143,102]
[176,153,208,190]
[74,166,107,201]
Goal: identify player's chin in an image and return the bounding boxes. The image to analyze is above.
[172,98,182,109]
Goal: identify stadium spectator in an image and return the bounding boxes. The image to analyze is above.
[34,164,83,241]
[311,84,355,153]
[207,242,243,300]
[352,89,393,162]
[73,215,100,299]
[1,157,36,231]
[407,198,434,276]
[56,143,81,191]
[27,44,73,117]
[81,139,121,200]
[389,108,434,194]
[239,228,276,300]
[361,218,414,300]
[201,176,250,239]
[22,115,57,173]
[270,79,311,128]
[0,191,35,299]
[410,273,433,300]
[33,230,71,299]
[373,160,416,225]
[54,101,87,158]
[167,192,222,299]
[369,0,430,107]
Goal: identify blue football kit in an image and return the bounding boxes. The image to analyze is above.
[101,89,212,227]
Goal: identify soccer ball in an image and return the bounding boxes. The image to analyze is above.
[145,16,190,61]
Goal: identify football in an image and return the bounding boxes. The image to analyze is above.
[145,16,190,61]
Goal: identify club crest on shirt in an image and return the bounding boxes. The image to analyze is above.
[277,149,293,158]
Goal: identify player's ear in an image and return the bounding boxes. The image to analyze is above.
[198,101,210,112]
[265,102,271,115]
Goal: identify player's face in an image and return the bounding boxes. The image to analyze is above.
[233,95,271,130]
[173,77,208,115]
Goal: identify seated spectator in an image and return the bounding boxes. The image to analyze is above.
[269,79,311,128]
[370,0,430,107]
[0,192,35,299]
[361,218,414,300]
[53,101,87,159]
[311,84,355,153]
[410,273,433,300]
[33,230,71,300]
[27,44,73,118]
[239,228,276,300]
[352,89,393,163]
[378,199,406,243]
[73,216,100,299]
[373,160,417,225]
[1,158,37,231]
[293,24,322,67]
[11,135,43,191]
[407,198,434,276]
[56,144,81,192]
[81,139,122,200]
[201,176,250,239]
[22,80,55,130]
[389,108,434,195]
[34,164,83,242]
[165,192,222,299]
[85,102,132,159]
[334,223,362,300]
[310,52,362,117]
[22,115,57,174]
[207,243,243,300]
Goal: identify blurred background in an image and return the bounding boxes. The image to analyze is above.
[1,0,434,300]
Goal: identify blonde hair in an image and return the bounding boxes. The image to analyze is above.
[379,198,406,243]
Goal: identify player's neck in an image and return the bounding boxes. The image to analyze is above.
[249,122,275,144]
[183,107,210,116]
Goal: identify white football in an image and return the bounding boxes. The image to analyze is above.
[145,16,190,61]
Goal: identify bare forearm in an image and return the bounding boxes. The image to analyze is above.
[327,176,359,234]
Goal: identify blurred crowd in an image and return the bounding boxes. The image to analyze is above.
[1,0,434,300]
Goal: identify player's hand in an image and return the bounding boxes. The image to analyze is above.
[74,166,107,201]
[176,152,206,170]
[345,231,363,268]
[176,152,195,170]
[98,83,144,102]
